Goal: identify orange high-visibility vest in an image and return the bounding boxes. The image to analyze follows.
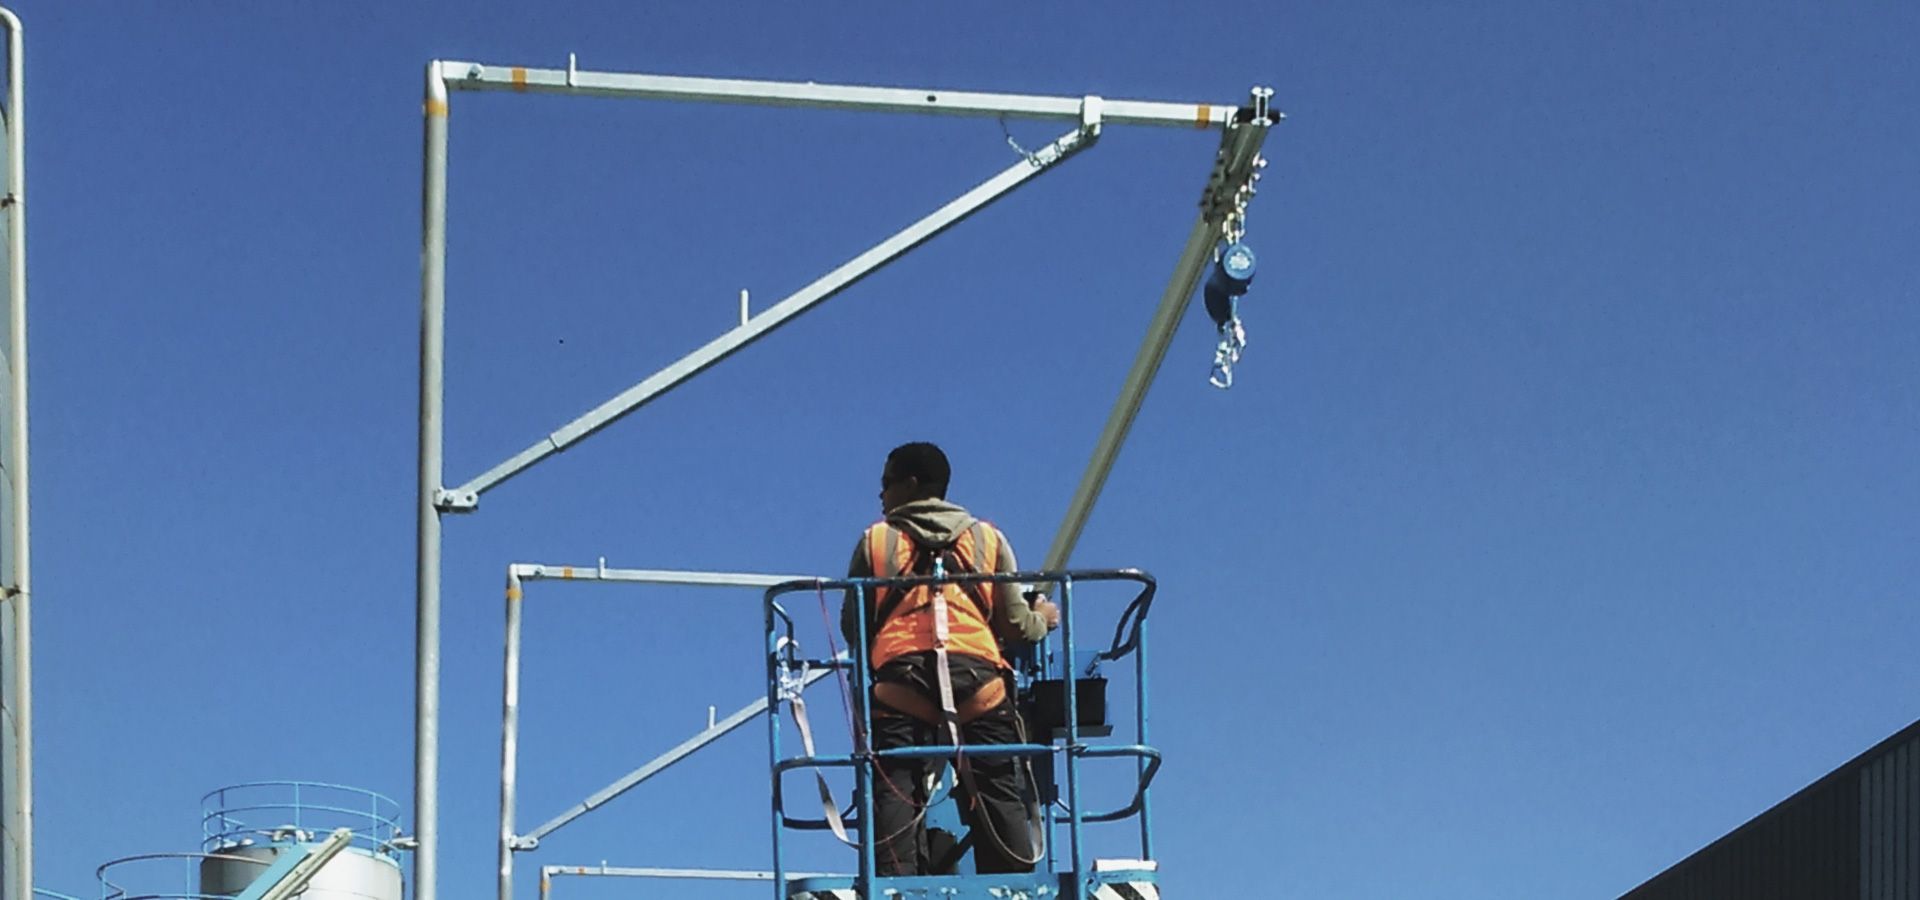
[864,520,1005,671]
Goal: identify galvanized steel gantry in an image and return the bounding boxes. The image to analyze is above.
[413,57,1281,900]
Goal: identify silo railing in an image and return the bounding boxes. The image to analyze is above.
[95,851,265,900]
[199,781,403,859]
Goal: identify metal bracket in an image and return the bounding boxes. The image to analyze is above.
[1080,95,1104,139]
[1245,85,1275,124]
[510,835,540,851]
[1197,91,1275,229]
[433,487,479,512]
[1024,120,1097,168]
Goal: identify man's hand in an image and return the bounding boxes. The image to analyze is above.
[1032,597,1062,631]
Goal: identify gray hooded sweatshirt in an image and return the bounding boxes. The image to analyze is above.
[841,497,1051,654]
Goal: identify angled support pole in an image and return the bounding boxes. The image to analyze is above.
[1043,101,1277,570]
[438,120,1096,510]
[511,675,832,851]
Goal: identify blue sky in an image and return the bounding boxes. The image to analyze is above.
[21,1,1920,898]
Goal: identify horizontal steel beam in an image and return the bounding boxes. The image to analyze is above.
[440,59,1243,129]
[541,865,839,881]
[510,562,818,589]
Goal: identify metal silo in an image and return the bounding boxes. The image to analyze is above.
[98,782,405,900]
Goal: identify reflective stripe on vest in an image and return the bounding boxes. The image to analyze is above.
[865,520,1005,670]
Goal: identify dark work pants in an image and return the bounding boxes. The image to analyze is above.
[868,654,1038,877]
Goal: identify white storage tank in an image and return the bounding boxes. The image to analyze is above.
[194,782,404,900]
[197,840,401,900]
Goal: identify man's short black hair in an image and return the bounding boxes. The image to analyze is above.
[886,441,951,498]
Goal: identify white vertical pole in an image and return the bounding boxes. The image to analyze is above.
[498,571,524,900]
[416,60,450,900]
[0,10,28,900]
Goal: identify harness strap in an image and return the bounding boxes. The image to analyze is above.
[789,693,857,846]
[867,522,996,647]
[955,521,996,623]
[872,678,1007,725]
[930,554,963,745]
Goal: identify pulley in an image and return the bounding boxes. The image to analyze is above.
[1205,242,1256,389]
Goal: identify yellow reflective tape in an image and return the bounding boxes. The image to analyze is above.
[561,566,574,579]
[425,98,449,118]
[512,67,528,92]
[1195,104,1212,128]
[506,585,523,601]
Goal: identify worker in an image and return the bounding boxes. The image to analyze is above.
[842,441,1060,876]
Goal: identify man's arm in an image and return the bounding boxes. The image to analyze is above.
[990,531,1056,643]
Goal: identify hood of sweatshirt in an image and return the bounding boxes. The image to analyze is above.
[883,498,978,547]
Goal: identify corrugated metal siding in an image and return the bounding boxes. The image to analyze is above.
[1862,735,1919,899]
[1621,720,1920,900]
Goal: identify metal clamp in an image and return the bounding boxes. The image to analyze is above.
[432,488,479,512]
[1080,94,1105,139]
[773,637,811,702]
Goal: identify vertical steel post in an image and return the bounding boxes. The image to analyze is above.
[416,60,450,900]
[853,585,876,897]
[498,571,525,900]
[1136,615,1152,859]
[1060,578,1083,899]
[0,10,28,900]
[764,595,784,900]
[1041,579,1058,872]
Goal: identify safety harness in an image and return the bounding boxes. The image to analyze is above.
[867,520,1005,736]
[865,519,1045,868]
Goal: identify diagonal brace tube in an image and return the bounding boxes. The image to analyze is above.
[516,673,830,849]
[1043,122,1272,570]
[446,125,1096,506]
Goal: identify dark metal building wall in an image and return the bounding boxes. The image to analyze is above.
[1862,735,1918,899]
[1621,719,1919,900]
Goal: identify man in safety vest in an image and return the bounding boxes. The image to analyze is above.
[841,441,1060,877]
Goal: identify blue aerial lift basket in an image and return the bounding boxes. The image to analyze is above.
[766,568,1162,900]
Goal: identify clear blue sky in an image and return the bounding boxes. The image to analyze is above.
[22,1,1919,898]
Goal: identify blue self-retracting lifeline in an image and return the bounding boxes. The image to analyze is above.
[1205,241,1256,388]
